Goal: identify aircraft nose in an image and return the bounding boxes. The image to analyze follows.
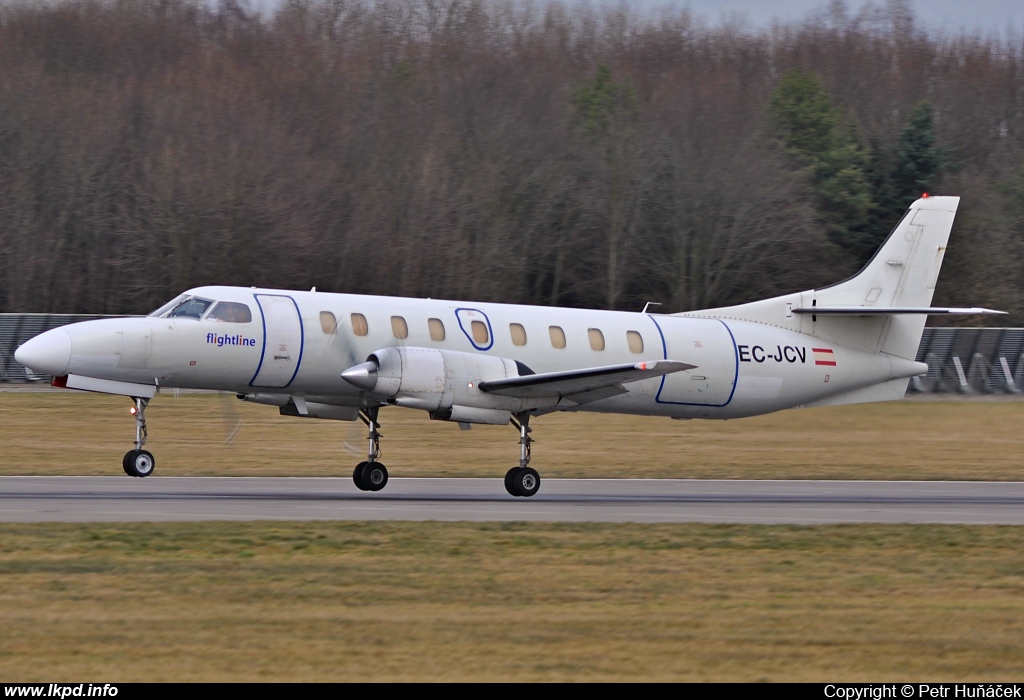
[14,329,72,377]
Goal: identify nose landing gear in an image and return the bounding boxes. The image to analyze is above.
[123,397,155,477]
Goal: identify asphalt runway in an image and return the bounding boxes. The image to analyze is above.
[2,476,1024,523]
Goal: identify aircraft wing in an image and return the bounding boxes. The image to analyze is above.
[791,306,1006,315]
[478,360,695,399]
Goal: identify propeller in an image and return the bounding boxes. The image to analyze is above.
[219,390,243,445]
[323,306,371,458]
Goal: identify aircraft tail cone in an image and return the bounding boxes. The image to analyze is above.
[341,361,379,391]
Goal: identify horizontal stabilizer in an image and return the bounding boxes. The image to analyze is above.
[791,306,1006,316]
[478,360,695,398]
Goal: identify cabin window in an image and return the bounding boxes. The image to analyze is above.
[428,318,446,341]
[509,323,527,346]
[588,328,605,351]
[207,302,253,324]
[318,311,337,334]
[549,326,566,349]
[627,330,644,354]
[471,320,489,345]
[351,313,368,337]
[391,316,409,340]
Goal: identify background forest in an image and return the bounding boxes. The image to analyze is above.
[0,0,1022,322]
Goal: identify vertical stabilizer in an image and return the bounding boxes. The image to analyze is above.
[679,196,960,360]
[812,195,958,359]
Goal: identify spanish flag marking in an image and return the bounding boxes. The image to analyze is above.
[812,348,836,366]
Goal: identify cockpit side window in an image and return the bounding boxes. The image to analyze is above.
[207,301,253,323]
[166,297,214,319]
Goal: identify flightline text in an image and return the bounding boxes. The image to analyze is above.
[206,333,257,348]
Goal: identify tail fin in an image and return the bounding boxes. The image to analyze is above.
[681,196,980,359]
[812,195,958,359]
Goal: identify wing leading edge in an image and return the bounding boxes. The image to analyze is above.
[791,306,1006,316]
[478,360,695,401]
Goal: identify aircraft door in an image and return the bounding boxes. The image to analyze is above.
[651,316,738,407]
[250,294,304,388]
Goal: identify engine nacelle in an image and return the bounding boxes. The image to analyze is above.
[341,346,556,422]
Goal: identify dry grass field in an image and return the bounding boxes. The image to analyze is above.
[2,392,1022,681]
[0,391,1020,480]
[1,521,1023,681]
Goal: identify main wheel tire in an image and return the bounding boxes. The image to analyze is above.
[504,467,522,497]
[123,450,136,476]
[513,466,540,498]
[353,461,369,491]
[128,450,155,478]
[362,462,389,492]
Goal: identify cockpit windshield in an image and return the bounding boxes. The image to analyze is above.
[148,295,188,318]
[151,295,215,319]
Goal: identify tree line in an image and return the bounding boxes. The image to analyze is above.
[0,0,1022,323]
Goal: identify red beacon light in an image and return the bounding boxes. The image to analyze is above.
[922,192,929,198]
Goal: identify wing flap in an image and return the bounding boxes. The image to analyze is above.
[478,360,695,398]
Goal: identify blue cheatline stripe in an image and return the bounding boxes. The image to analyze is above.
[285,295,304,387]
[719,320,739,406]
[648,315,738,408]
[248,294,304,389]
[455,307,494,351]
[248,295,269,387]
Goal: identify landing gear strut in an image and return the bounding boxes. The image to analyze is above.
[353,406,388,492]
[123,397,155,477]
[504,411,540,497]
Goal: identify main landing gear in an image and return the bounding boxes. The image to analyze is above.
[352,406,388,492]
[504,412,540,497]
[347,407,542,497]
[122,397,155,477]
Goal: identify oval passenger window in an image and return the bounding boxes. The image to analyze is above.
[428,318,446,341]
[509,323,527,346]
[391,316,409,340]
[549,326,566,349]
[319,311,337,334]
[471,320,489,345]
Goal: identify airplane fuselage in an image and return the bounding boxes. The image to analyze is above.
[35,285,925,421]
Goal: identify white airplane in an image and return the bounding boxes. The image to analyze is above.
[15,195,1004,496]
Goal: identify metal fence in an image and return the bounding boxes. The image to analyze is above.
[912,327,1024,394]
[0,313,113,381]
[2,314,1023,394]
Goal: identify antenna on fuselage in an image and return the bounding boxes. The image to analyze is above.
[641,302,662,314]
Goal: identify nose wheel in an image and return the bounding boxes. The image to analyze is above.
[123,449,156,477]
[505,412,541,497]
[122,397,156,477]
